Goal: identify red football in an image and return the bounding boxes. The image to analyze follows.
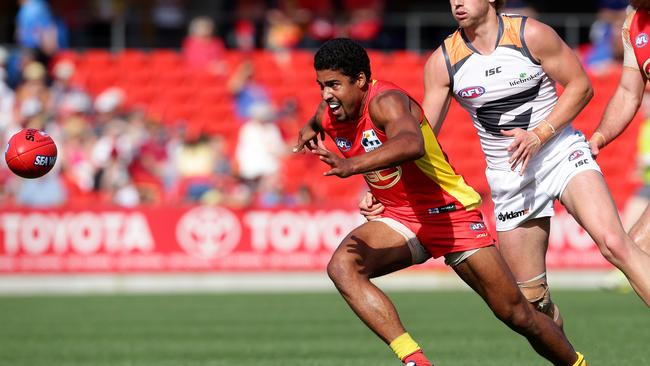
[5,128,58,179]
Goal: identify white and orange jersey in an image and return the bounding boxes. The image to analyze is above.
[442,14,559,170]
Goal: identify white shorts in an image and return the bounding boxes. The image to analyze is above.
[487,128,602,231]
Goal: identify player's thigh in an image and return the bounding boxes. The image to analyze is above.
[332,221,413,277]
[497,217,550,282]
[452,246,525,311]
[629,204,650,253]
[560,170,626,243]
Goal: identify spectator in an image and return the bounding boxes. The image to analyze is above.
[342,0,385,47]
[235,102,286,186]
[50,59,91,117]
[14,61,50,129]
[227,59,271,121]
[0,47,16,134]
[265,8,303,52]
[292,0,335,48]
[583,0,628,72]
[15,173,67,207]
[174,133,218,202]
[16,0,59,66]
[182,16,227,75]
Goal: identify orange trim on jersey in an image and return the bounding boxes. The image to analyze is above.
[498,16,524,48]
[443,32,474,66]
[414,120,482,210]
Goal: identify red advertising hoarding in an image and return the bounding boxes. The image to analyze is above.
[0,205,612,273]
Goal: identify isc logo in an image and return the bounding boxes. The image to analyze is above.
[34,155,56,166]
[458,86,486,99]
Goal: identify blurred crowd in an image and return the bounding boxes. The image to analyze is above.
[0,46,323,208]
[0,0,643,209]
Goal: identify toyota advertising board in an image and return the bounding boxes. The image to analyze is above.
[0,205,611,273]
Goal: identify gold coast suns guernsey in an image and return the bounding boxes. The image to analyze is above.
[623,7,650,76]
[443,14,559,170]
[320,80,481,218]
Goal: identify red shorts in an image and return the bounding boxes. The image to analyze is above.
[381,208,495,259]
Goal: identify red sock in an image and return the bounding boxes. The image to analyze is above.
[402,350,433,366]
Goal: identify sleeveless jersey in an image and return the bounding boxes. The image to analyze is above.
[624,7,650,76]
[320,80,482,218]
[442,14,559,170]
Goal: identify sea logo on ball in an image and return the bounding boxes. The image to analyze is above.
[176,206,241,260]
[34,155,56,166]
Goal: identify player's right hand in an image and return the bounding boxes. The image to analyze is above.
[359,191,384,220]
[293,124,323,153]
[588,136,602,158]
[588,132,606,158]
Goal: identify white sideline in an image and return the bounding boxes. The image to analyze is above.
[0,270,615,295]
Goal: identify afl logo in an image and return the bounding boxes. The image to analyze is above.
[335,137,352,152]
[176,206,241,260]
[458,86,486,99]
[636,33,649,48]
[568,150,584,161]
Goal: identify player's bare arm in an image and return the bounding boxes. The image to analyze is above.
[423,47,452,136]
[590,66,647,155]
[503,18,593,174]
[293,101,326,153]
[357,51,451,215]
[309,90,425,178]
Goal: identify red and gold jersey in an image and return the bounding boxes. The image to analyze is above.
[624,7,650,76]
[320,79,482,219]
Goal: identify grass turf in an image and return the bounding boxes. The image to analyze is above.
[0,290,647,365]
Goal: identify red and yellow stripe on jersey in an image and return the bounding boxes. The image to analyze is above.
[321,80,493,258]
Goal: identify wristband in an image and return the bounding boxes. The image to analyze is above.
[532,120,556,145]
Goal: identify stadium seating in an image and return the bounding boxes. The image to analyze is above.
[59,49,641,205]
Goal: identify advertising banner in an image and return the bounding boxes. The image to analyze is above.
[0,205,611,273]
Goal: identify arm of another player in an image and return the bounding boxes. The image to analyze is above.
[503,18,593,174]
[423,47,453,136]
[293,101,326,153]
[590,67,647,156]
[310,90,425,177]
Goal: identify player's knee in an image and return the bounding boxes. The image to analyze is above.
[518,275,563,328]
[628,226,649,252]
[598,232,632,264]
[326,252,359,285]
[491,297,535,331]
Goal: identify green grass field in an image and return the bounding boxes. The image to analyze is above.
[0,290,647,366]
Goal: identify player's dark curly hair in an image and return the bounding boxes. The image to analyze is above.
[495,0,506,11]
[314,38,371,81]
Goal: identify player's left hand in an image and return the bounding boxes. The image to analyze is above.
[307,141,355,178]
[502,128,542,175]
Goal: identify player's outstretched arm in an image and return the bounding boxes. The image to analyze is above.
[590,66,647,156]
[423,47,452,136]
[526,18,593,133]
[293,101,326,153]
[309,90,425,178]
[505,18,593,174]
